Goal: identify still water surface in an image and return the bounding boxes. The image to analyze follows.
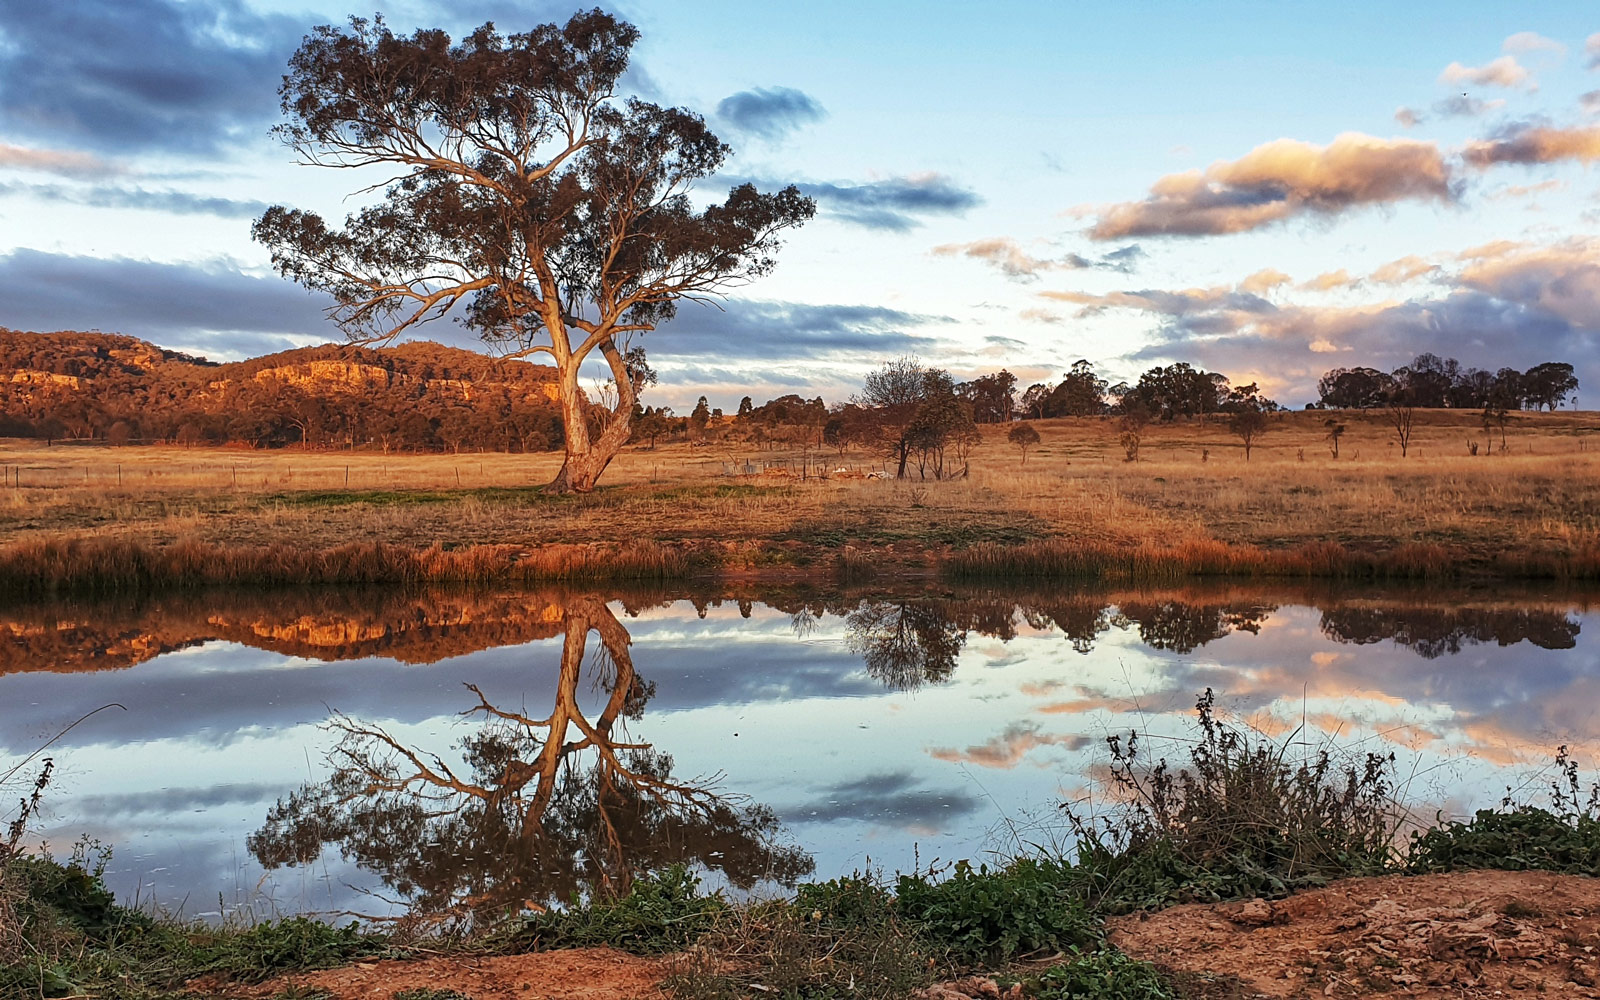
[2,583,1596,923]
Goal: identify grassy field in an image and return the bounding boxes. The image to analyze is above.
[0,408,1596,589]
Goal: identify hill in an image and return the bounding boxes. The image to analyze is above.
[0,329,565,452]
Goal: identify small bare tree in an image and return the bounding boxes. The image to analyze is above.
[1386,394,1417,458]
[1007,422,1040,465]
[1226,407,1269,461]
[1324,419,1346,459]
[1482,404,1511,453]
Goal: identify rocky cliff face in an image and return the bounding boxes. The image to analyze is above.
[0,591,576,675]
[234,360,560,404]
[0,330,566,448]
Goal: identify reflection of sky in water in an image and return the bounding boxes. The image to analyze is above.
[3,592,1597,918]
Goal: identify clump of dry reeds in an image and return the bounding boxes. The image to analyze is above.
[0,536,705,595]
[943,535,1600,582]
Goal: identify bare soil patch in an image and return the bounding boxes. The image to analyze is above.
[234,947,666,1000]
[1110,870,1600,998]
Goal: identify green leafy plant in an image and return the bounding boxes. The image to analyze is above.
[894,858,1100,967]
[1024,947,1177,999]
[1408,745,1600,875]
[197,916,388,983]
[499,864,727,955]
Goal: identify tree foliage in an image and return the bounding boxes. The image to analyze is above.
[253,10,813,491]
[955,369,1016,423]
[248,596,811,925]
[853,358,979,479]
[1319,355,1578,412]
[1007,422,1040,465]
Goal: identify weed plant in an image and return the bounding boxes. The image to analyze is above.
[892,859,1099,965]
[495,865,727,954]
[1018,948,1177,1000]
[1062,689,1397,913]
[1407,744,1600,875]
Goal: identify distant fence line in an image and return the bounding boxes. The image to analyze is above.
[717,457,886,481]
[0,453,890,493]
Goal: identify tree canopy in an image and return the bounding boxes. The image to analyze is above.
[1318,355,1578,412]
[253,9,813,491]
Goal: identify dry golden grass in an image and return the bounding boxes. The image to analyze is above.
[0,408,1596,589]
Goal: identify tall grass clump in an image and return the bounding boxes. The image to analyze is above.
[0,536,705,595]
[940,536,1575,582]
[666,876,934,1000]
[1063,689,1398,913]
[0,756,52,966]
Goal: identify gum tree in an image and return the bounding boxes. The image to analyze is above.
[253,10,813,492]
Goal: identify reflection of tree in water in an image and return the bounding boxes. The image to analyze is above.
[247,596,812,925]
[1111,602,1276,654]
[844,601,967,690]
[1020,599,1116,654]
[834,597,1279,685]
[1016,599,1275,655]
[1319,606,1581,659]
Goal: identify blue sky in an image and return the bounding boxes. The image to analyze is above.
[0,0,1597,409]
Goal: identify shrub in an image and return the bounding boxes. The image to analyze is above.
[199,916,388,983]
[894,858,1100,967]
[1063,689,1397,913]
[498,864,727,954]
[666,894,933,1000]
[1407,745,1600,875]
[1024,947,1176,999]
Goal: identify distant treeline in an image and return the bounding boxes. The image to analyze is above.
[0,331,1583,456]
[1314,355,1577,412]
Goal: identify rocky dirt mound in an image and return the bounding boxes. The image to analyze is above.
[1109,869,1600,998]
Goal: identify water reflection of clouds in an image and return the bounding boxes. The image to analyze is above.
[0,633,882,755]
[781,770,985,830]
[4,590,1597,916]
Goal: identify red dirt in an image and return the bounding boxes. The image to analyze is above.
[1109,870,1600,998]
[225,872,1600,999]
[233,947,667,999]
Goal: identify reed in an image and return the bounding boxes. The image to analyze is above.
[0,536,704,595]
[943,536,1600,583]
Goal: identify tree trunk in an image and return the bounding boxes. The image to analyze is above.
[543,358,635,494]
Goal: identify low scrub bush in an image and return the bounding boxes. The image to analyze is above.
[1408,745,1600,875]
[196,916,388,983]
[1063,689,1397,913]
[498,864,727,955]
[665,894,933,1000]
[894,858,1099,967]
[1021,947,1176,1000]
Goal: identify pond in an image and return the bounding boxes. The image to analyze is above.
[2,582,1596,925]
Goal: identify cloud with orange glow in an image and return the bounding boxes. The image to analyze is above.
[0,143,116,177]
[1463,124,1600,167]
[929,722,1090,769]
[1086,134,1454,239]
[1439,54,1533,90]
